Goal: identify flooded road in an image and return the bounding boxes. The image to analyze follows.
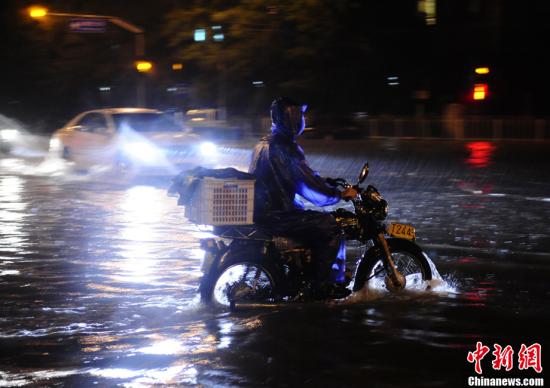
[0,139,548,387]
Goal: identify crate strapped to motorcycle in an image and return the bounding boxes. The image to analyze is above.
[169,167,255,226]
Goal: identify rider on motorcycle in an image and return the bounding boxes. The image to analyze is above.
[249,97,358,298]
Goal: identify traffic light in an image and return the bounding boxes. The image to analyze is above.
[475,67,490,75]
[472,83,488,101]
[472,66,490,101]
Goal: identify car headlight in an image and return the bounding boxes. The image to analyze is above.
[123,141,162,162]
[199,141,217,156]
[49,137,62,152]
[1,129,19,141]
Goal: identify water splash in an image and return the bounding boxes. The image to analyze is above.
[336,251,457,305]
[0,114,49,158]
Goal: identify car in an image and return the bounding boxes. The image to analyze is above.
[184,108,246,140]
[48,108,219,172]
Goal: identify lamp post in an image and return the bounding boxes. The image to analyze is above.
[28,6,148,106]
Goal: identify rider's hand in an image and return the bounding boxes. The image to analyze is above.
[341,187,359,201]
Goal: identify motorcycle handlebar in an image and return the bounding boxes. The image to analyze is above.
[326,178,363,202]
[325,177,348,188]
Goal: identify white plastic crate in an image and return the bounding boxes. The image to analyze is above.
[185,177,255,225]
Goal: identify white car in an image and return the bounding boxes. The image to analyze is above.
[49,108,219,172]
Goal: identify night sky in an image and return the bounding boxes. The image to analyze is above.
[1,0,549,132]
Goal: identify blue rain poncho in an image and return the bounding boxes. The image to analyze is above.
[249,99,342,217]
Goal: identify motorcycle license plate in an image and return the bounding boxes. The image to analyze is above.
[388,223,416,241]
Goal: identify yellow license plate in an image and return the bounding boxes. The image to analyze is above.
[387,223,416,241]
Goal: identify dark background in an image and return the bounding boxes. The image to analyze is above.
[1,0,549,132]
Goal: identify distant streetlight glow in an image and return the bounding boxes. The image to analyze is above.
[387,75,400,86]
[418,0,436,25]
[172,63,183,71]
[194,29,206,42]
[212,26,224,42]
[135,61,153,72]
[475,67,490,75]
[29,6,48,18]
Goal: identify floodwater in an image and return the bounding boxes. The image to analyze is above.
[0,139,548,387]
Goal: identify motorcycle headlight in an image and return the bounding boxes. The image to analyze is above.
[371,199,388,220]
[363,187,388,220]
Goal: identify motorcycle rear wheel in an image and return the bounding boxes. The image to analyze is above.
[354,238,432,293]
[209,262,279,307]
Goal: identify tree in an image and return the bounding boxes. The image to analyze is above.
[164,0,387,115]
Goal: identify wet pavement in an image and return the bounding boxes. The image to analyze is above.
[0,139,549,387]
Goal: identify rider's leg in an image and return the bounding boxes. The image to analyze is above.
[266,210,344,297]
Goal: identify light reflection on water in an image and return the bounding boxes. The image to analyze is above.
[110,186,166,285]
[89,364,198,386]
[0,176,27,250]
[465,141,495,168]
[217,320,234,349]
[138,338,188,355]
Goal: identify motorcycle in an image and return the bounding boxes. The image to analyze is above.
[190,163,432,307]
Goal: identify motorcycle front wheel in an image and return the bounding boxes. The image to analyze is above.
[354,238,432,293]
[208,262,279,307]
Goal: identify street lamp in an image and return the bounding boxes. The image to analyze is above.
[135,60,153,73]
[28,6,148,105]
[29,6,47,18]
